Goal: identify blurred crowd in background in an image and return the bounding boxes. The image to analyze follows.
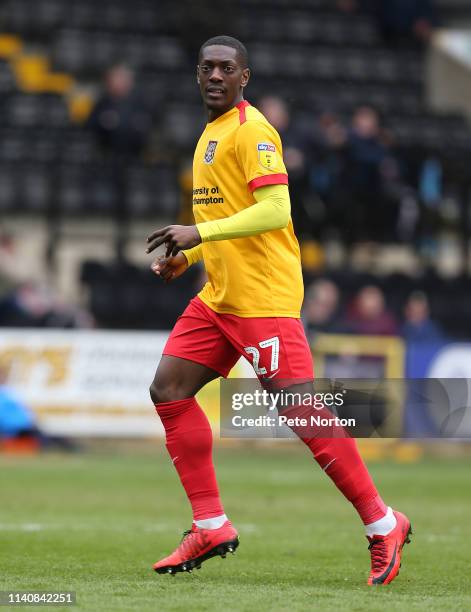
[1,0,471,338]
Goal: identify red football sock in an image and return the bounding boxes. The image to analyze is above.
[155,397,224,521]
[281,403,387,525]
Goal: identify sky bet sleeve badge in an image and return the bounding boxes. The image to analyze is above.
[257,143,277,170]
[204,140,218,164]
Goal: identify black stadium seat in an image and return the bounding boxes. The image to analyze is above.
[5,94,70,129]
[20,163,52,212]
[0,61,16,95]
[53,30,187,77]
[126,163,179,217]
[0,164,17,212]
[161,104,206,150]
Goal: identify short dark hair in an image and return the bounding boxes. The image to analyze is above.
[199,36,249,68]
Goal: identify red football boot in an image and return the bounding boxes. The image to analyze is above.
[153,520,239,575]
[367,510,412,585]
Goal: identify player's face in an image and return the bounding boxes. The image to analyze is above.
[197,45,250,115]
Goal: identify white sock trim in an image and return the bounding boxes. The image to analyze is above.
[365,506,396,537]
[195,514,228,530]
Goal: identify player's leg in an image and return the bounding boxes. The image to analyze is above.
[276,381,412,585]
[151,355,226,523]
[151,298,240,574]
[273,380,390,525]
[217,313,411,584]
[218,315,392,528]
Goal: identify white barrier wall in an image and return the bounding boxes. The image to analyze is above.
[0,329,169,436]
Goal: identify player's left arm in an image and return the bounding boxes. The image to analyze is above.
[197,183,290,241]
[146,185,290,256]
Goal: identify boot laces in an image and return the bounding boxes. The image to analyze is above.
[178,527,208,559]
[181,529,192,542]
[368,538,388,572]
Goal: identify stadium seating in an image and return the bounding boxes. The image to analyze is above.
[78,258,471,335]
[1,0,470,221]
[2,0,471,331]
[0,59,15,93]
[81,258,200,329]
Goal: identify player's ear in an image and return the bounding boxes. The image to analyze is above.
[196,65,200,85]
[241,68,250,89]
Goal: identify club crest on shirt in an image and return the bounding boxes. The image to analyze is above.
[257,143,277,170]
[204,140,218,164]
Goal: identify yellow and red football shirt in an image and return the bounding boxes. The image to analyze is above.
[193,100,303,318]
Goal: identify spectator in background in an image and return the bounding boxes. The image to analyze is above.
[258,96,306,175]
[0,281,57,327]
[337,0,437,45]
[0,365,37,441]
[307,111,348,237]
[0,231,28,297]
[348,106,387,184]
[401,291,444,342]
[346,285,399,335]
[87,64,152,257]
[0,365,77,452]
[87,64,151,158]
[375,0,437,45]
[309,112,347,196]
[337,0,358,12]
[258,96,310,233]
[0,281,94,328]
[303,279,345,335]
[342,106,400,242]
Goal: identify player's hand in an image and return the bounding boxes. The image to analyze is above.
[151,253,188,283]
[146,225,201,257]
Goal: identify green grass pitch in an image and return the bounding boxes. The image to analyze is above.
[1,445,470,611]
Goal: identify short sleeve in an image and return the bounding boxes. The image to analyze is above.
[235,120,289,192]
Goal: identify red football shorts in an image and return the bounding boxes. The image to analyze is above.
[163,296,314,384]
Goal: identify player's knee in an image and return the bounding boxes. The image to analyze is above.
[149,379,168,404]
[149,381,159,404]
[149,378,183,405]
